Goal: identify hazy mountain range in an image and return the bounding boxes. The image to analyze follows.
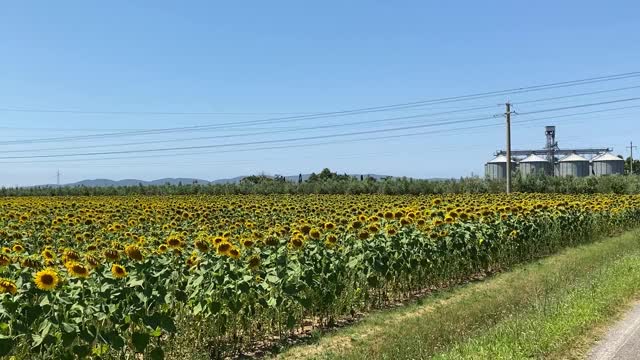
[37,174,404,188]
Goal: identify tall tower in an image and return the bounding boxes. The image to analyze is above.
[545,126,557,175]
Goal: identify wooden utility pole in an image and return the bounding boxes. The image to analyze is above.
[628,141,638,174]
[505,102,512,194]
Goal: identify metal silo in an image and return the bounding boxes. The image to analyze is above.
[591,152,624,175]
[485,155,515,179]
[519,154,552,176]
[558,153,589,177]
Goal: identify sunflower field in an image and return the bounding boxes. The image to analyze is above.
[0,194,639,359]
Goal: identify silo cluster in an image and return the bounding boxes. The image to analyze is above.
[484,126,627,179]
[484,151,624,179]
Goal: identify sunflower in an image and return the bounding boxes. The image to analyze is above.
[104,249,120,261]
[157,244,168,253]
[111,264,128,278]
[299,224,311,235]
[228,247,241,260]
[194,239,209,252]
[309,228,321,240]
[0,254,11,266]
[290,237,304,249]
[34,268,60,291]
[241,239,255,248]
[264,236,279,246]
[11,244,24,253]
[166,236,183,248]
[186,254,200,268]
[324,222,336,230]
[85,254,101,268]
[217,242,232,255]
[211,236,225,246]
[247,255,260,269]
[63,249,81,263]
[0,278,17,294]
[357,230,370,240]
[124,244,143,261]
[66,262,91,278]
[324,234,338,248]
[21,257,41,269]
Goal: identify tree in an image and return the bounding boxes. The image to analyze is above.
[624,157,640,175]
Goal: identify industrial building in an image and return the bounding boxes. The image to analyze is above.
[485,126,624,179]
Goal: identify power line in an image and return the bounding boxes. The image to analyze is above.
[3,84,637,134]
[4,105,640,165]
[517,97,640,115]
[0,108,320,116]
[512,85,640,105]
[3,96,640,161]
[0,104,499,153]
[1,71,638,145]
[1,72,638,117]
[0,114,499,159]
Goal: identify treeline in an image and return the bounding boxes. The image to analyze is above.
[4,171,640,196]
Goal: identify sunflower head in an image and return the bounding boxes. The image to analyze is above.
[290,237,304,250]
[194,239,209,253]
[104,249,120,261]
[124,244,143,261]
[217,242,232,255]
[34,268,60,291]
[111,264,128,278]
[0,278,17,295]
[167,236,183,248]
[21,257,41,270]
[228,247,241,260]
[248,255,260,269]
[66,262,91,278]
[309,228,321,239]
[0,254,11,266]
[241,239,255,248]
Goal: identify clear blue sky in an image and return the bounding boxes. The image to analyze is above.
[1,1,639,186]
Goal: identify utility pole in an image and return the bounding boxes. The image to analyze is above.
[628,141,638,175]
[56,170,60,186]
[505,102,512,194]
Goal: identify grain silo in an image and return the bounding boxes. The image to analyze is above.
[519,154,552,177]
[485,155,516,179]
[591,152,624,176]
[557,153,589,177]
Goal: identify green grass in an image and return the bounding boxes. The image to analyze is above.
[278,229,640,360]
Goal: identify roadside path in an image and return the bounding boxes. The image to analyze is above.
[589,301,640,360]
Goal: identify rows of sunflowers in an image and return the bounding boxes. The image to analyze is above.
[0,194,639,359]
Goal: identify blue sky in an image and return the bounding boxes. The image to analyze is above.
[1,1,639,186]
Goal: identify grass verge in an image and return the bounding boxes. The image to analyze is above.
[277,228,640,360]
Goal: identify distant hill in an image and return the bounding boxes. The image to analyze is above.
[44,178,211,187]
[36,173,400,188]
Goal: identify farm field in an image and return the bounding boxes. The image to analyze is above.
[1,194,640,359]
